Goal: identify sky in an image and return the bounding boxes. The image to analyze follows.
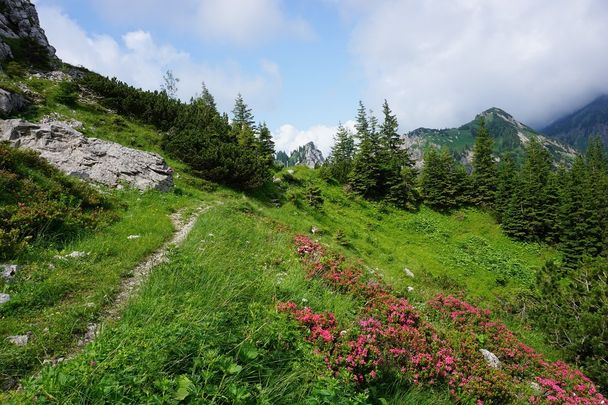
[32,0,608,155]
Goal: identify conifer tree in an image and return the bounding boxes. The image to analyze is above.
[328,123,355,183]
[495,153,517,222]
[349,101,380,198]
[232,93,255,130]
[471,118,498,208]
[420,147,467,211]
[378,100,419,208]
[257,122,275,169]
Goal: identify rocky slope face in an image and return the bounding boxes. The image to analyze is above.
[404,107,578,168]
[0,119,173,191]
[0,0,57,63]
[543,95,608,151]
[277,141,325,168]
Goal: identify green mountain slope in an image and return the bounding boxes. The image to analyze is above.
[543,94,608,150]
[404,107,578,166]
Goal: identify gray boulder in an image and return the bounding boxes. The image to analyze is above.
[0,293,10,305]
[0,119,174,192]
[0,89,29,117]
[1,264,21,280]
[480,349,501,369]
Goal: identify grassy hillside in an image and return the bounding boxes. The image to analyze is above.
[1,70,604,403]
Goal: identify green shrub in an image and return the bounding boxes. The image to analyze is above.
[4,60,26,78]
[52,81,79,106]
[0,143,113,259]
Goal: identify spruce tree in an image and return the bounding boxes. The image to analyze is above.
[257,122,275,169]
[495,153,517,222]
[232,93,255,130]
[420,147,466,211]
[328,123,355,183]
[471,118,498,208]
[349,101,380,198]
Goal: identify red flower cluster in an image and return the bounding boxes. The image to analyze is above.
[281,235,606,404]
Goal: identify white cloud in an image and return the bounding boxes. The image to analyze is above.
[90,0,314,46]
[37,6,282,115]
[273,120,356,156]
[340,0,608,129]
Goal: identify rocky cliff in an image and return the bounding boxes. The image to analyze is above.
[0,0,57,65]
[277,142,325,168]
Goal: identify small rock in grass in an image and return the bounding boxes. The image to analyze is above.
[1,264,21,280]
[529,381,542,395]
[272,176,281,183]
[67,251,88,258]
[7,332,32,346]
[407,286,414,292]
[127,235,141,240]
[287,169,295,175]
[0,293,10,304]
[480,349,501,369]
[404,268,415,278]
[311,226,320,235]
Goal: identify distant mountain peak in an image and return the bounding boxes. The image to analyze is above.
[404,108,576,168]
[276,142,325,168]
[543,94,608,150]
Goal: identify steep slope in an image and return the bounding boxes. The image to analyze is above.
[404,108,578,167]
[543,95,608,151]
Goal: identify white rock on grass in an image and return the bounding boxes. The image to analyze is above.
[407,286,415,292]
[480,349,501,369]
[7,333,31,346]
[1,264,21,280]
[404,268,415,278]
[127,235,141,240]
[0,293,11,305]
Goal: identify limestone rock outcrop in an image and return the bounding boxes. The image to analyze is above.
[0,0,57,62]
[0,119,174,191]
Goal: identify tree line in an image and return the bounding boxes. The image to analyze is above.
[79,72,275,189]
[322,100,608,391]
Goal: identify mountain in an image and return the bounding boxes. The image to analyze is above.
[0,0,58,68]
[543,95,608,151]
[403,107,578,167]
[276,141,325,168]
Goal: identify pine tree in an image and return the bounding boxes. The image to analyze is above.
[420,147,466,211]
[161,70,179,99]
[200,82,217,111]
[349,101,381,198]
[328,123,355,183]
[495,153,517,222]
[471,118,497,208]
[232,93,255,130]
[378,100,419,208]
[257,122,275,169]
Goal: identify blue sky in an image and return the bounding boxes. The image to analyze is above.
[33,0,608,155]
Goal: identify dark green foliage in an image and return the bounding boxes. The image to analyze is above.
[52,81,79,106]
[275,150,289,167]
[471,118,498,208]
[349,101,381,198]
[305,184,324,208]
[558,138,608,267]
[2,37,54,71]
[81,72,273,189]
[0,143,111,260]
[494,153,517,222]
[501,138,555,242]
[79,72,181,131]
[419,147,469,212]
[3,61,26,78]
[534,258,608,392]
[326,123,355,183]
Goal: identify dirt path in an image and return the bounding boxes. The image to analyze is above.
[46,204,212,364]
